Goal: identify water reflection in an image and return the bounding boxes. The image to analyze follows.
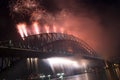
[27,58,38,73]
[104,62,120,80]
[26,57,107,80]
[0,57,119,80]
[59,73,98,80]
[114,64,120,80]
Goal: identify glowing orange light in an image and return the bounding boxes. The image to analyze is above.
[45,25,49,33]
[22,24,28,37]
[53,25,57,33]
[60,28,64,33]
[33,22,39,34]
[17,24,24,38]
[17,23,28,38]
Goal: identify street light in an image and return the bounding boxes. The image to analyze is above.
[57,73,64,80]
[57,73,61,76]
[61,73,64,75]
[47,75,51,80]
[59,75,64,80]
[40,75,45,80]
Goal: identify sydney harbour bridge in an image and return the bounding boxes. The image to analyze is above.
[0,33,99,58]
[0,0,120,79]
[0,33,117,80]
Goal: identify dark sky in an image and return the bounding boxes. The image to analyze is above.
[0,0,120,58]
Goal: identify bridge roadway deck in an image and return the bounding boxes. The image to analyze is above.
[0,46,71,58]
[0,46,103,61]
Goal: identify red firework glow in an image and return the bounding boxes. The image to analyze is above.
[17,23,28,38]
[17,22,66,38]
[32,22,40,34]
[45,25,50,33]
[53,25,57,33]
[11,0,68,39]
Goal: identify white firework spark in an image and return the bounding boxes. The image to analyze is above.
[9,0,69,38]
[10,0,39,15]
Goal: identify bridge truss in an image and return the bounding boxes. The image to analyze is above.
[0,33,102,73]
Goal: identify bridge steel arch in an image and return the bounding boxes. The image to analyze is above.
[0,33,103,74]
[0,33,100,58]
[3,33,100,58]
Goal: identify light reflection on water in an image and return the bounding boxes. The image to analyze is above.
[0,58,120,80]
[26,58,107,80]
[51,73,99,80]
[27,58,38,73]
[65,74,89,80]
[25,58,120,80]
[43,57,81,74]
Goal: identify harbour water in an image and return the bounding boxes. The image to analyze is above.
[0,58,120,80]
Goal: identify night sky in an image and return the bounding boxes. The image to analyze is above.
[0,0,120,58]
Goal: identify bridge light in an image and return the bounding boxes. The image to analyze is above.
[34,58,38,61]
[40,74,45,79]
[57,73,61,76]
[61,73,64,75]
[57,73,64,80]
[47,75,51,80]
[47,74,51,77]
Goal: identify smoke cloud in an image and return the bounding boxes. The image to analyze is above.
[10,0,120,58]
[50,0,120,58]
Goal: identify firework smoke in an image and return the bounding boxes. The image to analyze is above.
[9,0,39,15]
[10,0,67,37]
[9,0,120,58]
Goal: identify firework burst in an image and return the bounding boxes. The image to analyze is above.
[9,0,69,39]
[9,0,39,17]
